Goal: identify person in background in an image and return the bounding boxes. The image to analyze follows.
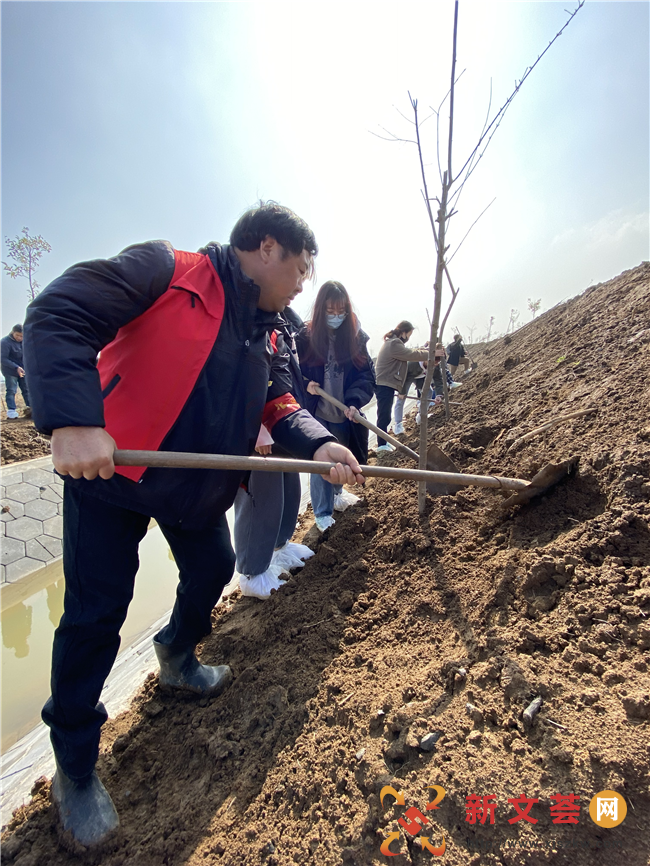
[233,306,314,600]
[374,321,428,452]
[1,324,31,419]
[446,333,470,376]
[392,360,423,434]
[297,280,375,532]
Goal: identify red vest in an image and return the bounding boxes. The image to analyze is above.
[97,250,225,481]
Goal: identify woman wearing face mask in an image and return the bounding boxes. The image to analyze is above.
[374,321,429,452]
[296,281,375,532]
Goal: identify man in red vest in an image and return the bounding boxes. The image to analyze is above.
[24,203,364,847]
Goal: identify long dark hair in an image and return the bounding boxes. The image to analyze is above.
[303,281,365,369]
[384,320,415,340]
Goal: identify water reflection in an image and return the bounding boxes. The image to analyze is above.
[46,579,65,628]
[1,527,181,753]
[2,601,32,659]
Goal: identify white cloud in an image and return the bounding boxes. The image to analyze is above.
[551,209,649,252]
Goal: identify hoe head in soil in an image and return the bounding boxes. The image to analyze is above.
[113,451,580,509]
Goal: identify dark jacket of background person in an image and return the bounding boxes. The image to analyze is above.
[258,306,309,459]
[375,336,429,391]
[295,325,375,464]
[23,241,334,529]
[1,332,24,378]
[446,339,466,367]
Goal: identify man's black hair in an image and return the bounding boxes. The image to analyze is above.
[11,324,23,333]
[230,201,318,258]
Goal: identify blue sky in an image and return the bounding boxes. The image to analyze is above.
[2,1,648,355]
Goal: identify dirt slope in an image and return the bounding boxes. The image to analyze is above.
[3,262,650,866]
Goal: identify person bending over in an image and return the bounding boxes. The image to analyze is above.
[24,202,364,847]
[374,321,428,452]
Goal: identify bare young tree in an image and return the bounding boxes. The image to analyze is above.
[3,227,52,301]
[483,315,495,342]
[506,309,520,333]
[527,297,542,319]
[373,0,584,510]
[464,323,477,344]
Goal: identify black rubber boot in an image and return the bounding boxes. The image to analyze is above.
[153,640,233,695]
[51,764,119,847]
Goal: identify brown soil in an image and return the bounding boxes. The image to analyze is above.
[1,390,51,464]
[3,263,650,866]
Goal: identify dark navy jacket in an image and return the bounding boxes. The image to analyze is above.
[24,241,334,528]
[295,325,375,464]
[1,334,24,379]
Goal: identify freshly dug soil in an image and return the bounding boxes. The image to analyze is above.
[2,263,649,866]
[1,389,51,465]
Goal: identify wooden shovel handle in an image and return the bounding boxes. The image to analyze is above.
[113,449,530,492]
[508,407,597,451]
[311,384,419,461]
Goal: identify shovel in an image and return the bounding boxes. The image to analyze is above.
[309,384,461,495]
[112,451,578,507]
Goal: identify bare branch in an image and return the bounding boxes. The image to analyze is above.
[447,78,493,212]
[392,105,416,125]
[439,273,460,341]
[447,197,496,264]
[447,0,460,183]
[419,109,438,129]
[432,67,466,186]
[410,93,439,251]
[452,0,585,183]
[369,128,417,144]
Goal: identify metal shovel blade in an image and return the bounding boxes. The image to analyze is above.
[425,443,461,496]
[501,457,579,507]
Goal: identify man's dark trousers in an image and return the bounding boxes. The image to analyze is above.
[42,483,235,781]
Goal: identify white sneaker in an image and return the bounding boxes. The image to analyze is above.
[393,422,405,435]
[6,409,19,419]
[239,568,286,600]
[315,514,336,532]
[333,490,361,512]
[450,381,463,389]
[376,444,395,454]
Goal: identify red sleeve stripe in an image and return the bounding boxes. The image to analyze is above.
[262,393,301,430]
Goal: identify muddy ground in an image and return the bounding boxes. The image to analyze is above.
[2,263,649,865]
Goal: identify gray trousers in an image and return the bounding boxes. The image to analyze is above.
[233,471,301,575]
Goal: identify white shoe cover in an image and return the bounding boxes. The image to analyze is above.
[239,569,286,600]
[272,548,306,570]
[376,444,395,453]
[272,542,315,570]
[315,514,336,532]
[281,542,315,561]
[333,490,361,512]
[393,422,405,435]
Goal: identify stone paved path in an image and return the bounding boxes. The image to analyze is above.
[1,456,63,584]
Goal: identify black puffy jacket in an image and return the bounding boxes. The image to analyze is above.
[24,241,334,528]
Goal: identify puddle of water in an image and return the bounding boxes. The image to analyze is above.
[1,526,180,753]
[0,423,381,755]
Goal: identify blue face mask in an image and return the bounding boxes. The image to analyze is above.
[326,313,347,329]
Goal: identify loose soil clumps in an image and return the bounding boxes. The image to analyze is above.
[2,263,649,865]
